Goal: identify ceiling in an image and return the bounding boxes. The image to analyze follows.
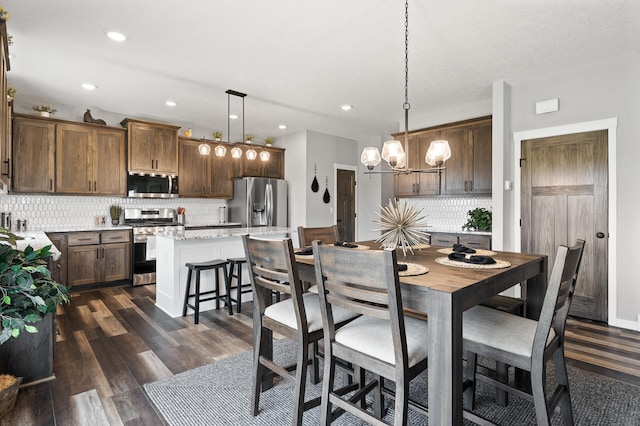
[4,0,640,142]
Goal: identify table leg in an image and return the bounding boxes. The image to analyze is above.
[427,290,463,425]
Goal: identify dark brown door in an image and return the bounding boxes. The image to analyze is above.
[521,130,608,321]
[336,169,355,241]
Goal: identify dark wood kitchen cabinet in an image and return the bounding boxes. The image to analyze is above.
[55,123,126,195]
[121,118,180,175]
[394,132,440,196]
[66,230,131,287]
[46,232,68,286]
[0,20,11,190]
[234,144,285,179]
[429,231,492,249]
[178,138,233,198]
[12,116,56,193]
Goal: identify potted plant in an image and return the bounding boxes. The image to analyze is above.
[0,228,70,383]
[0,7,10,21]
[31,105,57,118]
[213,131,223,141]
[109,205,122,225]
[265,137,275,147]
[462,207,492,232]
[245,134,254,143]
[6,86,15,102]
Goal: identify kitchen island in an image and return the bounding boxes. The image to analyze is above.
[154,226,293,317]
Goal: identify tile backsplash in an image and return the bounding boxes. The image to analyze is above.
[0,195,227,231]
[405,197,492,233]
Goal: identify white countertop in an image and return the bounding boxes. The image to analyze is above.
[40,224,133,233]
[11,231,62,261]
[155,226,292,241]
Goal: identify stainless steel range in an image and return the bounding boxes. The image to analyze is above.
[124,208,180,286]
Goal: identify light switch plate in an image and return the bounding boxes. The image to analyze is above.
[536,98,559,114]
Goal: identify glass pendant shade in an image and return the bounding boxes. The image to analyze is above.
[259,150,270,161]
[231,146,243,159]
[245,148,257,160]
[425,140,452,166]
[214,144,227,157]
[381,140,406,168]
[198,143,211,155]
[360,147,382,170]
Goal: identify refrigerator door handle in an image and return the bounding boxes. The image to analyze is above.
[265,183,273,227]
[246,179,254,227]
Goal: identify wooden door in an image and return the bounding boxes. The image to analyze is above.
[128,123,154,173]
[102,242,130,282]
[179,139,207,196]
[336,169,355,241]
[210,154,232,198]
[469,121,492,194]
[94,128,126,195]
[67,245,100,286]
[153,127,178,174]
[55,123,92,194]
[521,130,608,321]
[12,118,55,193]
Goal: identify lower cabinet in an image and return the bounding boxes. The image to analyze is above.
[67,230,131,287]
[46,232,68,285]
[430,232,491,249]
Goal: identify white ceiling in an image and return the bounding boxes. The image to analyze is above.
[4,0,640,142]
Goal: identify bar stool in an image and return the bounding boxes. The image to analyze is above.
[183,259,232,324]
[226,257,253,313]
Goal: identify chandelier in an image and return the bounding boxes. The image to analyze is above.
[361,0,451,174]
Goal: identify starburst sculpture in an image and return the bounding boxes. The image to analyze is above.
[372,198,430,256]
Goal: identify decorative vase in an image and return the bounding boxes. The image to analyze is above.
[39,111,50,118]
[111,218,119,225]
[183,128,192,138]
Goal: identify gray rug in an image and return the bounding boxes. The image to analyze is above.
[144,339,640,425]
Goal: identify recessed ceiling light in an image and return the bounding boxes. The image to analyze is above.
[165,101,177,107]
[81,83,97,91]
[229,114,238,119]
[341,104,353,111]
[278,124,287,130]
[105,31,127,42]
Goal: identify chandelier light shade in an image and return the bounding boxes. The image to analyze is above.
[381,140,406,168]
[425,140,452,166]
[231,146,243,159]
[245,148,258,160]
[259,150,270,162]
[360,147,382,170]
[214,144,227,157]
[198,143,211,156]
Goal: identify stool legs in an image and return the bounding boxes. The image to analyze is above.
[183,268,193,317]
[183,261,231,324]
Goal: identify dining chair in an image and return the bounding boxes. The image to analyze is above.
[313,241,429,426]
[462,239,585,425]
[242,235,359,426]
[297,225,340,247]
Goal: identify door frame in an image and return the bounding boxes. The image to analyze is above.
[333,163,358,241]
[513,117,618,326]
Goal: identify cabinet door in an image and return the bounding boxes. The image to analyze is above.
[153,127,178,174]
[128,123,154,173]
[46,233,67,286]
[102,242,130,282]
[262,148,284,179]
[94,128,126,195]
[415,131,441,195]
[469,121,492,195]
[429,232,458,247]
[179,139,207,196]
[12,118,56,193]
[0,42,10,188]
[55,123,92,194]
[440,126,470,195]
[242,147,263,177]
[67,245,100,286]
[458,234,491,250]
[210,154,232,198]
[394,135,419,196]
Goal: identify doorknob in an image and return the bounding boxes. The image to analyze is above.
[596,232,605,239]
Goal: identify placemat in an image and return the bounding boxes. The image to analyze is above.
[435,256,511,269]
[398,262,429,276]
[437,248,497,256]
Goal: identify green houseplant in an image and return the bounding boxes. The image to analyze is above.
[0,228,69,344]
[462,207,492,231]
[213,131,223,141]
[31,105,57,117]
[109,205,122,225]
[264,137,275,147]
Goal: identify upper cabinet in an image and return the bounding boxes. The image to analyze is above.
[178,138,232,198]
[393,116,492,197]
[0,20,11,190]
[233,144,285,179]
[12,116,56,193]
[121,118,180,175]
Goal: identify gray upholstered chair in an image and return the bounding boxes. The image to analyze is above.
[242,235,359,426]
[312,241,429,425]
[462,239,585,425]
[297,225,340,248]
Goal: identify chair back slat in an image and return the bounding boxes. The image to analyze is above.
[314,247,392,290]
[326,293,391,320]
[297,225,340,247]
[324,279,389,305]
[533,239,585,353]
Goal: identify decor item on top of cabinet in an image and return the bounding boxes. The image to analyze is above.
[245,134,254,143]
[6,85,15,101]
[109,204,122,225]
[372,198,430,256]
[462,207,492,232]
[83,109,106,125]
[31,105,56,117]
[0,7,9,21]
[323,176,331,204]
[311,164,319,192]
[264,137,275,147]
[183,127,192,138]
[213,131,223,141]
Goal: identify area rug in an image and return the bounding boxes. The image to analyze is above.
[144,339,640,425]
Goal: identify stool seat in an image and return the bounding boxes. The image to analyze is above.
[183,259,232,323]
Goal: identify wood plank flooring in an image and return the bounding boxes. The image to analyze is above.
[3,285,639,425]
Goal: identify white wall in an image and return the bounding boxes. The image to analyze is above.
[279,130,307,233]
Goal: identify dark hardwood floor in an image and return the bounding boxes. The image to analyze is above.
[3,285,639,425]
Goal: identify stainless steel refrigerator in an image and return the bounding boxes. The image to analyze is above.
[229,177,288,227]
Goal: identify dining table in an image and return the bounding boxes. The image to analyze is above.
[294,240,548,425]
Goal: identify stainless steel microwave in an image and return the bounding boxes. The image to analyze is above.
[127,173,179,198]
